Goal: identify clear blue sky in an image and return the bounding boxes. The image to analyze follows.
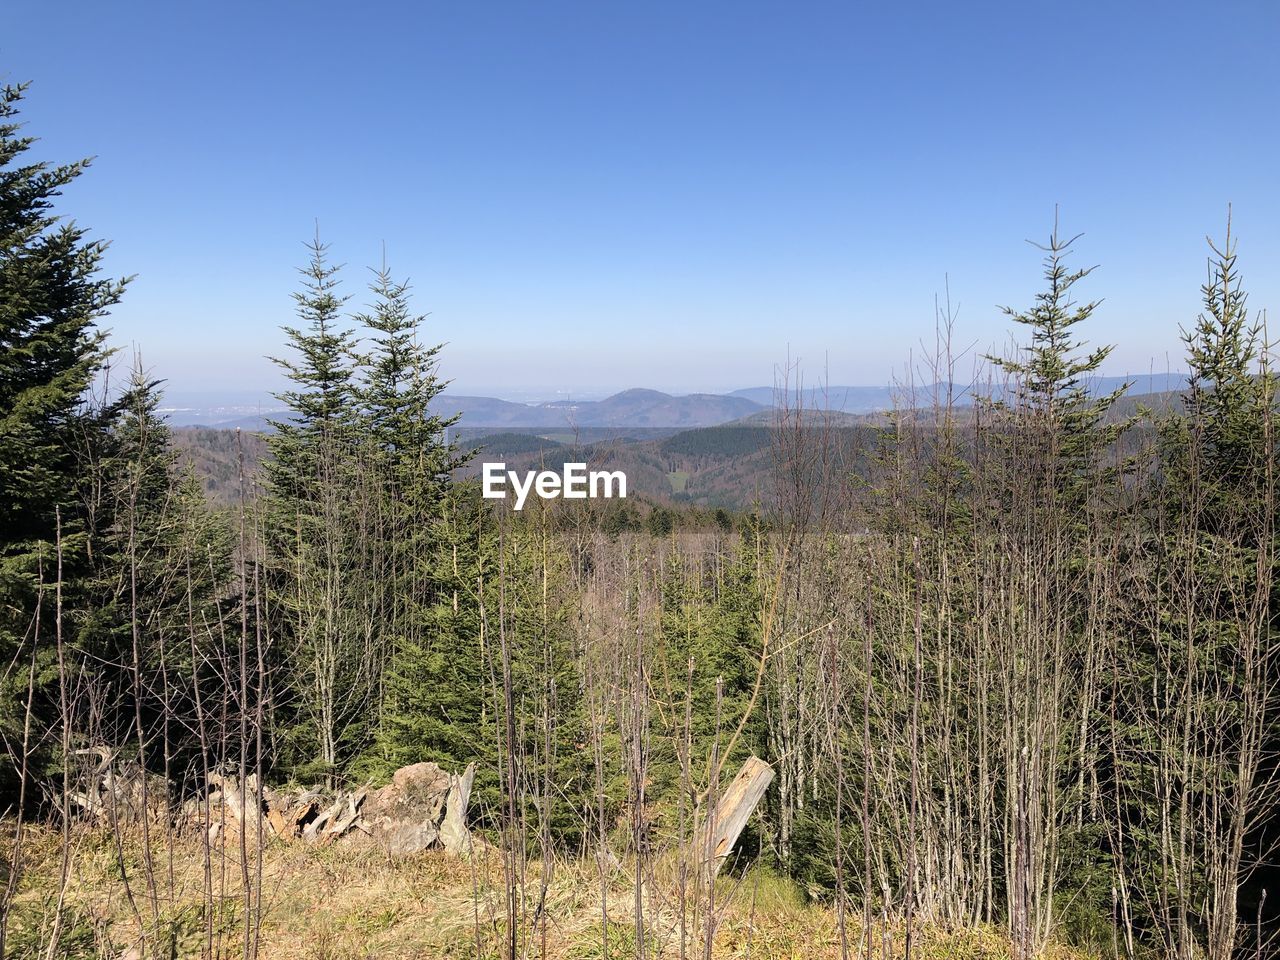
[5,1,1278,399]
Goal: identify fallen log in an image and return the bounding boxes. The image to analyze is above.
[696,755,774,876]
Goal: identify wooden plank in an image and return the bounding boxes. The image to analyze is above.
[697,755,774,875]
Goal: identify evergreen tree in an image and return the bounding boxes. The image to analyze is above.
[77,360,236,791]
[987,216,1128,495]
[1125,221,1277,959]
[356,265,460,482]
[647,506,675,538]
[655,529,764,803]
[374,483,495,776]
[375,491,590,846]
[263,238,369,783]
[497,503,588,845]
[77,361,180,749]
[1178,219,1271,528]
[0,82,127,804]
[354,266,463,747]
[265,236,356,505]
[984,217,1128,955]
[346,264,474,778]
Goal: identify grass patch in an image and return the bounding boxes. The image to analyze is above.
[2,823,1100,959]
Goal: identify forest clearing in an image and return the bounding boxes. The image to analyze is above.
[5,822,1095,960]
[5,9,1280,958]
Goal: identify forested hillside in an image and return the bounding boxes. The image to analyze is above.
[4,80,1279,960]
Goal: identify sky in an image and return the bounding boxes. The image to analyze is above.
[4,1,1279,400]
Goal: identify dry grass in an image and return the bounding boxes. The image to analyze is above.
[3,823,1098,959]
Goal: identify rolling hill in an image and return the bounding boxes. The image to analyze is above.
[172,380,1193,511]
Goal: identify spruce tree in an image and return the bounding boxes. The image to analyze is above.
[1178,219,1270,528]
[74,360,236,795]
[655,528,764,798]
[266,236,356,504]
[264,238,369,783]
[984,217,1128,955]
[987,216,1128,493]
[1138,221,1276,959]
[0,82,127,804]
[77,361,179,748]
[350,264,471,777]
[374,484,496,777]
[356,265,460,482]
[499,502,589,846]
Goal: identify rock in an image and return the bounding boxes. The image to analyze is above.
[193,760,473,858]
[270,788,323,839]
[378,820,440,857]
[361,764,447,824]
[68,747,170,824]
[208,772,274,837]
[355,761,455,857]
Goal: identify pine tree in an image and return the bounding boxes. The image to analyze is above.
[498,502,589,846]
[1134,220,1277,960]
[984,216,1128,957]
[78,360,180,749]
[987,214,1128,496]
[265,236,356,505]
[356,265,460,483]
[346,263,473,777]
[1178,217,1270,528]
[263,237,369,783]
[74,360,237,796]
[373,483,496,777]
[655,528,764,798]
[0,82,127,805]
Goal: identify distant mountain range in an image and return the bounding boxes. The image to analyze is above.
[160,374,1191,432]
[432,388,764,430]
[175,375,1193,510]
[729,373,1188,412]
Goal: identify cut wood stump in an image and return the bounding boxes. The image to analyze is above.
[697,756,774,876]
[439,763,475,855]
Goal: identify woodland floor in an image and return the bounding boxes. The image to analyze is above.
[4,824,1095,960]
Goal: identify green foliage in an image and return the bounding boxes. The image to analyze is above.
[355,264,463,489]
[265,236,358,507]
[494,504,591,844]
[650,530,766,813]
[264,245,473,785]
[377,490,591,845]
[1109,221,1278,953]
[1174,219,1272,529]
[75,361,236,775]
[567,921,641,960]
[3,895,98,959]
[372,483,496,779]
[600,499,641,538]
[0,82,127,805]
[660,426,774,459]
[986,216,1130,508]
[647,505,675,537]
